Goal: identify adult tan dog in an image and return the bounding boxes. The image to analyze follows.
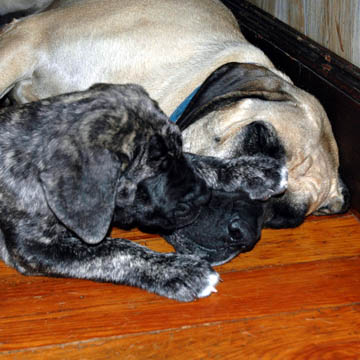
[0,0,349,227]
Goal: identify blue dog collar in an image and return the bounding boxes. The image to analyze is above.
[169,86,200,123]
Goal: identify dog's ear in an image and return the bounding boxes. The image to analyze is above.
[176,62,295,130]
[40,141,121,244]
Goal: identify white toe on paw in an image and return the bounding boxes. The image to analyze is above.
[279,166,288,191]
[198,272,220,298]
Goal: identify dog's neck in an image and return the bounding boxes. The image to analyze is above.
[169,86,200,125]
[169,62,250,132]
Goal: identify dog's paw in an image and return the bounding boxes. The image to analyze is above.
[197,272,220,298]
[154,254,220,302]
[224,156,288,200]
[246,160,288,201]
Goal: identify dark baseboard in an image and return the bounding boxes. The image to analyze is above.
[221,0,360,213]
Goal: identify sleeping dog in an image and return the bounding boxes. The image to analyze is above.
[0,83,287,301]
[0,0,349,228]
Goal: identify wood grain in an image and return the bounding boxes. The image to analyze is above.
[246,0,360,67]
[3,305,360,360]
[1,213,360,357]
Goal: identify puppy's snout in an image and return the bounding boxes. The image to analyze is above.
[228,219,244,242]
[314,177,350,216]
[228,218,258,250]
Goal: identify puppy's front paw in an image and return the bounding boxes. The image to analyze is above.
[239,157,288,201]
[155,254,220,302]
[198,272,220,298]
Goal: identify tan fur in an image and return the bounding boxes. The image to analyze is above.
[0,0,346,215]
[0,0,52,15]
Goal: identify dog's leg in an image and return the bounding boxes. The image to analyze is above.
[0,20,39,102]
[8,235,219,302]
[185,121,288,200]
[186,153,287,200]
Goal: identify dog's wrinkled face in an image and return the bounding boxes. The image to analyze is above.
[164,190,264,266]
[179,63,350,228]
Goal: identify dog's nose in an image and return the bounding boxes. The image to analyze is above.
[228,219,244,242]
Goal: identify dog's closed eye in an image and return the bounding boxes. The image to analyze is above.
[148,134,175,171]
[149,135,169,161]
[174,203,192,218]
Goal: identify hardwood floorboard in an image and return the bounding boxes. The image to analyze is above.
[1,213,360,357]
[3,304,360,360]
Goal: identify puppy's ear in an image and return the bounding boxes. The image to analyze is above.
[176,62,294,130]
[40,141,121,244]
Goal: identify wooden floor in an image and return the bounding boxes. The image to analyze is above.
[1,211,360,359]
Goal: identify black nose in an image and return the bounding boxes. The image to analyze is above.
[228,219,244,242]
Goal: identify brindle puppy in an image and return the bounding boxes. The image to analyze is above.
[0,83,286,301]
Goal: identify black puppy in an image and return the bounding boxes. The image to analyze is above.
[167,121,288,266]
[164,190,265,266]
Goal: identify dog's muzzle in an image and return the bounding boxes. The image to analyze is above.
[163,190,264,265]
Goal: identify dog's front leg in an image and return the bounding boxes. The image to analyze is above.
[185,120,289,200]
[186,153,287,200]
[0,18,41,102]
[10,236,219,302]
